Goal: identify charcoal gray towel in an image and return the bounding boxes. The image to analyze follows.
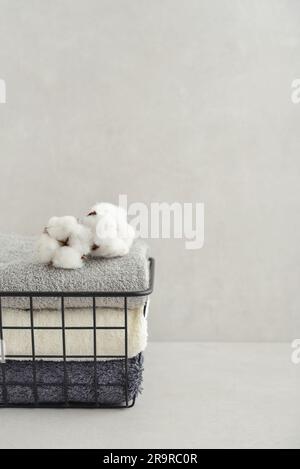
[0,234,150,309]
[0,355,143,406]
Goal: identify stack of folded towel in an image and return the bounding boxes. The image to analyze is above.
[0,233,151,406]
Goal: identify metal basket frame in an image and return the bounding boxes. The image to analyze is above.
[0,258,154,409]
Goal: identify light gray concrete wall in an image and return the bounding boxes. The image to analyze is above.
[0,0,299,341]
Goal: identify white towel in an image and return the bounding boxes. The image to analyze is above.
[1,306,147,360]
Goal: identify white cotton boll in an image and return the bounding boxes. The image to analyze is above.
[95,214,118,241]
[82,214,98,231]
[91,238,129,258]
[37,233,60,264]
[84,203,129,237]
[117,222,135,248]
[46,216,78,243]
[69,224,92,256]
[39,215,92,268]
[90,215,130,258]
[52,246,83,269]
[87,203,127,224]
[84,203,135,258]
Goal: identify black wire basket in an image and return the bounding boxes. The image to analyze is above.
[0,258,154,409]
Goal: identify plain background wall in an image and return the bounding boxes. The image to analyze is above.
[0,0,299,341]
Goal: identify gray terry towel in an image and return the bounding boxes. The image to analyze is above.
[0,234,150,309]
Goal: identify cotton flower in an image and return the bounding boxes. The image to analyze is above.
[52,246,83,269]
[91,237,130,258]
[91,213,129,258]
[68,224,92,256]
[46,216,79,244]
[37,203,135,267]
[37,216,92,269]
[83,203,135,258]
[87,203,127,224]
[118,223,136,248]
[36,233,60,264]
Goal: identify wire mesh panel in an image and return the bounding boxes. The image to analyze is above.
[0,258,154,409]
